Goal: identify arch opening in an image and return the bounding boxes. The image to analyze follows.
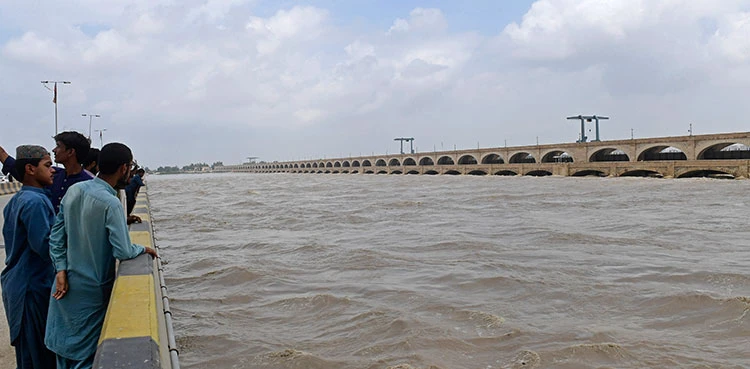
[444,170,461,175]
[424,170,439,175]
[458,155,478,165]
[403,158,417,166]
[390,170,403,174]
[468,170,487,176]
[376,159,387,167]
[620,170,663,178]
[352,161,361,167]
[362,160,372,167]
[542,151,573,163]
[572,170,606,177]
[389,158,401,166]
[509,152,536,164]
[526,170,552,177]
[406,170,419,175]
[638,146,687,161]
[678,170,735,179]
[334,162,342,167]
[419,157,435,166]
[481,154,505,164]
[342,161,350,167]
[590,149,629,162]
[437,156,455,165]
[699,143,750,160]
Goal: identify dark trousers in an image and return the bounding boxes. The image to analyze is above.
[13,293,56,369]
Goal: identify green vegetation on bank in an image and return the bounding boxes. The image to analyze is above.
[154,162,224,174]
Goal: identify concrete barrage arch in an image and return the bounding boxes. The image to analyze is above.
[677,169,734,179]
[419,157,435,165]
[509,152,535,164]
[481,153,504,164]
[342,161,350,167]
[541,150,573,163]
[376,159,387,167]
[590,148,629,162]
[403,158,417,166]
[389,158,401,166]
[526,170,552,176]
[698,142,750,160]
[362,160,372,167]
[619,169,663,178]
[458,155,478,165]
[437,156,454,165]
[572,170,606,177]
[352,160,361,167]
[326,162,333,168]
[637,146,687,161]
[334,161,342,167]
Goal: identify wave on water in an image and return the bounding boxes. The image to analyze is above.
[147,173,750,369]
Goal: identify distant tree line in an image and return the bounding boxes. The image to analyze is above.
[154,162,226,174]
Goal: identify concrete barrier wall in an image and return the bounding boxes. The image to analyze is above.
[93,189,180,369]
[0,182,22,195]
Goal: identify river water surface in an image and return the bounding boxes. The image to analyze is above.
[147,173,749,369]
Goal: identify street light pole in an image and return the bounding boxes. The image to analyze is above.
[82,113,101,140]
[41,80,71,136]
[95,128,107,148]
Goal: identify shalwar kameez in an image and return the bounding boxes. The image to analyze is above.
[44,177,145,368]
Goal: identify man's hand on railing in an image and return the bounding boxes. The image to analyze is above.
[127,215,142,224]
[143,247,158,259]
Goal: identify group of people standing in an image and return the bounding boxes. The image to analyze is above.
[0,131,156,369]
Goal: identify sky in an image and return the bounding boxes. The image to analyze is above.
[1,0,749,168]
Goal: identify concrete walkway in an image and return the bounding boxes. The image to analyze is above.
[0,194,14,368]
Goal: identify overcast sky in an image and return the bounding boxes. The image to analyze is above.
[1,0,749,167]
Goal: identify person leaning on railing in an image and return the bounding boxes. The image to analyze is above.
[43,142,157,369]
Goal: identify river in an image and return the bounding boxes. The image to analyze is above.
[147,173,749,369]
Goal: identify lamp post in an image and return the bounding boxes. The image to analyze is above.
[95,128,107,148]
[41,80,71,136]
[82,113,101,140]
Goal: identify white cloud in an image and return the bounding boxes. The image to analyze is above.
[131,12,165,35]
[246,6,328,55]
[3,32,68,68]
[186,0,251,23]
[1,1,750,167]
[712,12,750,63]
[388,8,447,35]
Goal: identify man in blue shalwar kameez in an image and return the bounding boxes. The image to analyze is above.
[1,145,57,368]
[44,142,158,368]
